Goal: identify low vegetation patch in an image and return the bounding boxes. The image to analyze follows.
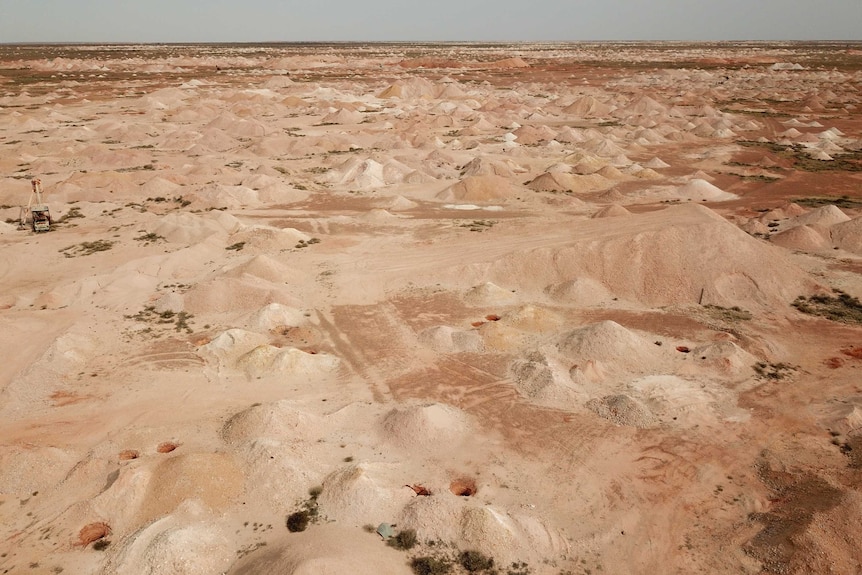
[134,232,164,245]
[753,362,797,381]
[59,240,114,257]
[388,529,418,551]
[792,291,862,324]
[225,241,246,251]
[125,306,194,334]
[702,304,752,322]
[411,556,452,575]
[459,550,495,572]
[460,220,496,232]
[794,195,862,209]
[286,486,322,533]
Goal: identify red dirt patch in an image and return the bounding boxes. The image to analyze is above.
[78,522,110,546]
[118,449,140,460]
[842,347,862,360]
[156,442,179,453]
[450,477,477,497]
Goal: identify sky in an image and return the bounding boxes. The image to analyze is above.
[1,0,860,43]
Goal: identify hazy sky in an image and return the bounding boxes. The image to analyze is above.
[1,0,860,43]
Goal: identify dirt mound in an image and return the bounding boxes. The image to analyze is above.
[831,217,862,254]
[488,203,818,308]
[105,518,234,575]
[464,282,518,306]
[316,463,414,525]
[229,525,413,575]
[184,277,302,314]
[592,203,632,218]
[586,394,657,427]
[380,402,472,454]
[675,179,738,201]
[771,225,830,251]
[557,321,665,376]
[152,211,243,244]
[223,400,323,445]
[790,205,851,228]
[236,346,340,378]
[437,175,519,202]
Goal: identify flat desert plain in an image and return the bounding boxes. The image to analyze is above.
[1,42,862,575]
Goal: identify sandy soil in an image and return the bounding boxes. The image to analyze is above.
[1,42,862,575]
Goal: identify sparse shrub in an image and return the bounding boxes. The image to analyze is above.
[792,292,862,324]
[388,528,418,550]
[286,510,310,532]
[225,241,245,251]
[410,556,451,575]
[92,539,111,551]
[459,550,494,572]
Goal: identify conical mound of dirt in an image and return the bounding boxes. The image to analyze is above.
[222,400,323,445]
[557,321,663,372]
[183,277,302,314]
[222,255,304,284]
[228,525,413,575]
[236,346,339,378]
[586,394,657,428]
[831,217,862,254]
[488,203,818,308]
[151,211,243,244]
[316,463,414,525]
[105,517,235,575]
[244,303,308,331]
[437,175,518,202]
[464,282,518,306]
[790,205,850,228]
[592,203,632,218]
[380,402,472,453]
[771,225,830,251]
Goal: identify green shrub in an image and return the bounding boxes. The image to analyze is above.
[387,528,418,550]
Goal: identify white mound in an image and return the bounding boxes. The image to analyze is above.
[222,400,323,445]
[676,179,737,201]
[464,282,519,306]
[229,525,413,575]
[771,225,830,251]
[831,217,862,254]
[557,321,664,375]
[789,205,850,228]
[592,203,632,218]
[236,346,339,378]
[381,402,471,451]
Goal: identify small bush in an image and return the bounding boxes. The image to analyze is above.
[388,528,418,550]
[410,556,451,575]
[459,550,494,572]
[286,510,310,533]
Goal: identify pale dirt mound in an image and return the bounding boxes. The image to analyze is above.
[321,108,363,124]
[464,282,519,306]
[227,225,310,251]
[374,195,418,211]
[0,445,78,495]
[222,255,306,284]
[230,438,317,509]
[545,277,616,307]
[222,400,324,445]
[437,175,519,202]
[675,179,738,201]
[830,217,862,254]
[556,321,666,376]
[235,345,340,378]
[677,340,757,380]
[457,505,569,567]
[183,277,302,315]
[380,402,473,454]
[316,463,414,525]
[510,352,579,404]
[187,184,263,209]
[151,211,243,244]
[488,203,818,308]
[771,225,830,251]
[103,517,235,575]
[585,394,658,428]
[418,325,484,353]
[563,96,613,117]
[228,525,413,575]
[377,77,439,99]
[790,205,850,228]
[243,303,308,331]
[94,453,243,532]
[628,375,717,423]
[201,329,270,363]
[592,203,632,218]
[740,219,770,235]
